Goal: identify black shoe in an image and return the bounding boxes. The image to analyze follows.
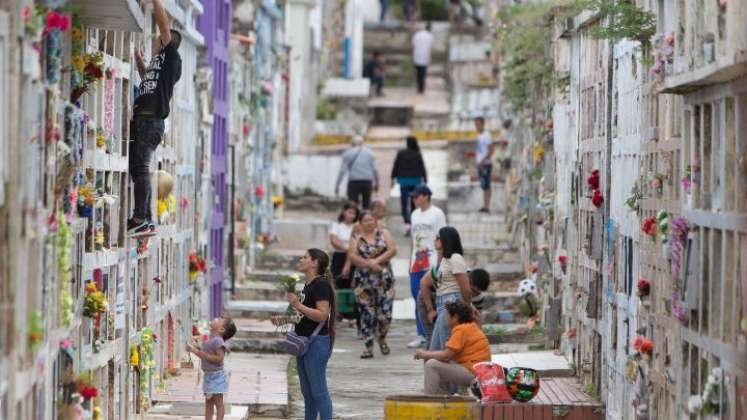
[127,219,151,237]
[478,208,490,213]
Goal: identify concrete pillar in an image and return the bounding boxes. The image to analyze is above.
[344,0,364,79]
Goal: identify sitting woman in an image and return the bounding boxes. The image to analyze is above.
[414,301,490,395]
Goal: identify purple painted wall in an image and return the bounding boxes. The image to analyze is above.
[199,0,231,318]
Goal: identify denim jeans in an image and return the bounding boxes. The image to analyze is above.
[129,116,164,221]
[429,292,463,351]
[410,271,426,337]
[296,334,333,420]
[399,184,416,224]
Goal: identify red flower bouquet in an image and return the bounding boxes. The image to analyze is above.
[633,336,653,355]
[557,255,568,274]
[587,169,600,190]
[80,385,98,401]
[637,278,651,297]
[591,189,604,208]
[642,217,657,238]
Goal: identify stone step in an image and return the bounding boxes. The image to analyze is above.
[234,280,301,301]
[228,337,286,354]
[226,300,289,319]
[481,324,547,345]
[257,249,305,271]
[244,269,299,283]
[370,105,414,126]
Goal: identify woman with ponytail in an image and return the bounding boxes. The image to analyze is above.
[274,248,336,420]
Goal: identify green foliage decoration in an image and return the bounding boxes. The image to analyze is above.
[494,1,580,113]
[580,0,657,45]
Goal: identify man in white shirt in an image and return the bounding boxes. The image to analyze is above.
[412,22,434,94]
[474,116,494,213]
[407,184,447,348]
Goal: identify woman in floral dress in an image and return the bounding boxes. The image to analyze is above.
[347,211,398,358]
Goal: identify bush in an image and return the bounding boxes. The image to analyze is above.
[420,0,449,21]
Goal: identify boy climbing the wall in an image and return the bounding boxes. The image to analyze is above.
[128,0,182,237]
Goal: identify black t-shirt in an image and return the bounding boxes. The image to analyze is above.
[294,277,332,337]
[134,42,182,118]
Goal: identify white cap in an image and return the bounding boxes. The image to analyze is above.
[352,135,364,144]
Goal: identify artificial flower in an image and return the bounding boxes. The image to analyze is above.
[80,385,98,400]
[642,217,657,237]
[591,189,604,208]
[637,278,651,297]
[587,169,600,190]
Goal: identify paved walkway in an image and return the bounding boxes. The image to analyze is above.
[147,353,290,418]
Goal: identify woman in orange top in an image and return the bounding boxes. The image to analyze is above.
[414,301,490,394]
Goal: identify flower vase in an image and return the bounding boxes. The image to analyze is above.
[188,271,198,283]
[45,30,63,84]
[662,242,672,259]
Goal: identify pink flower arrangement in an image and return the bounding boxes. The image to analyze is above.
[44,11,71,35]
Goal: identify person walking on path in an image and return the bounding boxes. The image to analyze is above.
[335,135,379,210]
[329,202,361,335]
[421,226,470,351]
[363,51,386,96]
[272,249,336,420]
[391,136,427,232]
[379,0,388,21]
[412,22,434,94]
[407,185,446,349]
[348,212,398,358]
[474,116,494,213]
[329,201,359,288]
[128,0,182,237]
[414,301,490,395]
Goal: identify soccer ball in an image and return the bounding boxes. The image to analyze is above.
[517,278,537,296]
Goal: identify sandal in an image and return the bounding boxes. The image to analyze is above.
[360,349,374,359]
[379,342,390,355]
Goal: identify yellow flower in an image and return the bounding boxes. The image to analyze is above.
[71,55,85,73]
[96,132,106,148]
[533,144,545,163]
[71,27,83,42]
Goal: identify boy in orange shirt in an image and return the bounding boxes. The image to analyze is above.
[414,301,490,394]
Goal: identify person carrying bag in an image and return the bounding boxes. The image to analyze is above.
[271,248,336,420]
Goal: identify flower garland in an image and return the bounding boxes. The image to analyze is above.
[669,217,689,279]
[57,212,74,327]
[140,328,155,411]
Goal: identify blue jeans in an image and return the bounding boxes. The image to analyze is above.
[429,292,463,351]
[296,335,333,420]
[410,271,426,337]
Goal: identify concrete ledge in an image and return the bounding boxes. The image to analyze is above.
[226,300,289,318]
[322,78,370,97]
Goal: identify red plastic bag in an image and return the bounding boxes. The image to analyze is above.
[473,362,513,403]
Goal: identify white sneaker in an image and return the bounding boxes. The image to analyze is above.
[407,337,426,349]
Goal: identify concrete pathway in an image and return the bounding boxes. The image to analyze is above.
[148,353,290,418]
